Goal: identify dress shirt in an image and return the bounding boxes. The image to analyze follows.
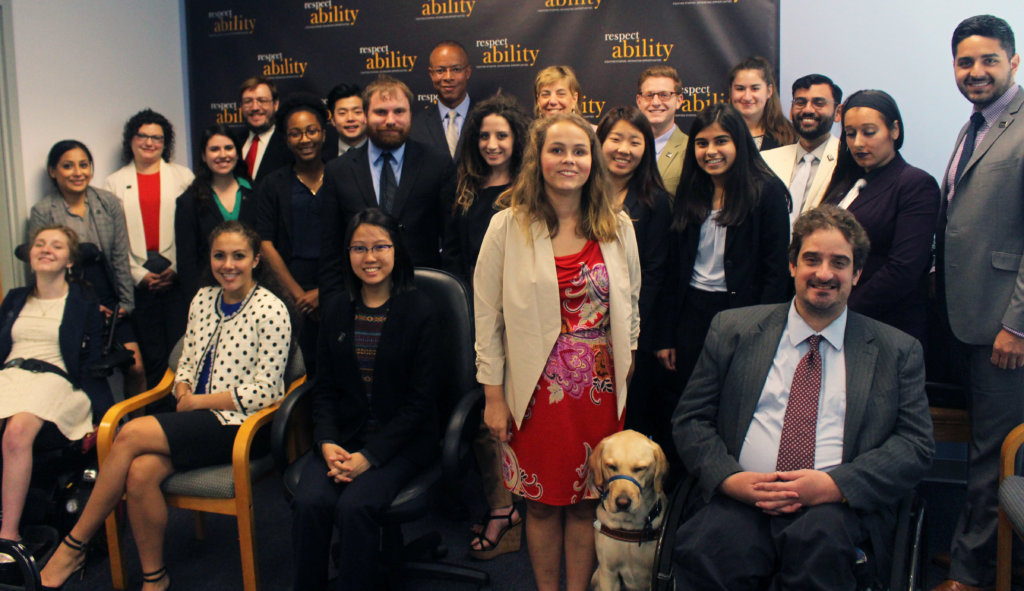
[945,84,1020,201]
[689,210,728,292]
[738,302,848,473]
[242,125,276,179]
[338,137,366,157]
[654,125,676,158]
[367,141,406,204]
[437,95,470,138]
[790,140,829,212]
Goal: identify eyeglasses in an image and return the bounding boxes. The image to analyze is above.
[134,133,165,143]
[347,244,394,255]
[639,91,678,102]
[792,97,834,109]
[428,66,468,76]
[286,127,324,140]
[241,97,274,107]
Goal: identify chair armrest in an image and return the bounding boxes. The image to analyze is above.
[441,386,483,480]
[1000,423,1024,481]
[271,380,316,474]
[97,369,176,464]
[231,403,280,485]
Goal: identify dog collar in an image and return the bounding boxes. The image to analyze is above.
[595,498,664,546]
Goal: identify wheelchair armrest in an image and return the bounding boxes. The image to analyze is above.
[271,380,316,474]
[441,385,483,481]
[97,369,176,463]
[1001,423,1024,481]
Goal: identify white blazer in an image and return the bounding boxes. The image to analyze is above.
[761,135,840,215]
[104,160,194,284]
[474,208,641,428]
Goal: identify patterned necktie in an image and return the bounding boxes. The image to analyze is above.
[244,134,260,178]
[379,151,397,212]
[788,153,816,217]
[776,334,823,471]
[954,112,985,185]
[445,110,459,158]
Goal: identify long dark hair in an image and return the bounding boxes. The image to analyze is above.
[595,105,667,208]
[455,93,530,214]
[342,208,415,300]
[727,56,796,147]
[120,108,175,164]
[188,125,250,211]
[673,102,776,231]
[822,89,903,205]
[46,140,94,191]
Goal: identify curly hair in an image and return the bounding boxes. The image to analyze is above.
[120,109,174,164]
[454,93,530,214]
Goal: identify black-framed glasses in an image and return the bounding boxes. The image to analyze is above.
[639,91,678,102]
[286,127,324,140]
[241,97,274,107]
[347,244,394,255]
[792,97,833,109]
[134,133,165,143]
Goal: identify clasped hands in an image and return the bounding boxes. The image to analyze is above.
[321,443,370,483]
[720,469,843,515]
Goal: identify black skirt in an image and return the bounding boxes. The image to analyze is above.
[153,410,241,470]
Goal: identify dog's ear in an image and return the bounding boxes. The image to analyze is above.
[650,439,668,495]
[589,439,606,489]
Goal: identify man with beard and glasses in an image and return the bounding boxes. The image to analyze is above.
[934,14,1024,591]
[234,76,291,186]
[672,206,933,590]
[318,75,454,295]
[762,75,843,227]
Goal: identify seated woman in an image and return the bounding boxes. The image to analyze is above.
[31,140,146,395]
[175,125,258,301]
[0,225,113,545]
[290,208,440,591]
[728,56,796,150]
[821,89,939,345]
[40,221,292,591]
[534,65,581,119]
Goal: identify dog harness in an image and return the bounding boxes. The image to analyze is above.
[595,475,664,546]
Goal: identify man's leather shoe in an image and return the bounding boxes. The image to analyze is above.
[930,579,994,591]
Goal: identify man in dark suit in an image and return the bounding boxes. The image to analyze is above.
[233,75,290,185]
[934,15,1024,591]
[672,206,934,590]
[410,41,472,162]
[323,82,367,160]
[320,75,453,295]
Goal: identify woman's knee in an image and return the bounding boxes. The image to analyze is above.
[112,417,164,454]
[526,499,560,521]
[565,499,597,521]
[2,414,43,454]
[125,455,171,496]
[125,342,145,376]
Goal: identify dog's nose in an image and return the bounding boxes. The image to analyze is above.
[615,495,632,511]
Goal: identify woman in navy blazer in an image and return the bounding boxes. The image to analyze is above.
[290,208,440,591]
[822,90,939,345]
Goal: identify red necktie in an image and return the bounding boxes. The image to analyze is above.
[776,334,822,471]
[245,134,260,178]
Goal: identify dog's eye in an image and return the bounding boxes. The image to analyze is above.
[606,464,617,472]
[634,465,649,473]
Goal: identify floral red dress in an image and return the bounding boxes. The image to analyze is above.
[501,240,623,505]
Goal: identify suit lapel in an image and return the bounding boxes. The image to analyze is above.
[847,154,904,214]
[962,91,1023,181]
[730,306,788,448]
[841,313,877,461]
[353,147,378,208]
[391,142,423,217]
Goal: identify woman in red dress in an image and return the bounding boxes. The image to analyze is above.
[474,113,640,591]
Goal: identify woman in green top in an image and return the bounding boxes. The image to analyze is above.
[174,125,259,300]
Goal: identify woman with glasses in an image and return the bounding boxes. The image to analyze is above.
[255,94,329,376]
[104,109,194,393]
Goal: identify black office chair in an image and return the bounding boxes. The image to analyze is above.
[0,539,41,591]
[271,267,490,590]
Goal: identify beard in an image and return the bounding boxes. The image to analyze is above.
[794,114,833,141]
[368,124,410,150]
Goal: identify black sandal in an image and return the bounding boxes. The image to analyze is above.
[142,565,170,588]
[468,505,522,560]
[41,533,87,591]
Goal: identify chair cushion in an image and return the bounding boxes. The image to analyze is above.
[380,464,441,524]
[161,455,274,499]
[1000,475,1024,535]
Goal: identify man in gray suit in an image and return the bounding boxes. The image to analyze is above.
[673,206,934,590]
[935,14,1024,591]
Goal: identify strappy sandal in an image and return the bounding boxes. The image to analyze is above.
[468,505,522,560]
[41,533,87,591]
[142,565,170,589]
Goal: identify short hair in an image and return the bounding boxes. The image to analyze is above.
[276,92,329,130]
[636,65,682,94]
[431,40,469,60]
[46,140,94,190]
[238,76,278,101]
[342,208,415,299]
[789,205,871,273]
[952,14,1016,57]
[533,65,581,117]
[326,83,362,112]
[120,108,175,164]
[791,74,843,105]
[362,75,413,110]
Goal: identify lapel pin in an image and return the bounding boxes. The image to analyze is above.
[999,121,1009,128]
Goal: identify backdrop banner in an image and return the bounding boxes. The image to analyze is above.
[186,0,779,142]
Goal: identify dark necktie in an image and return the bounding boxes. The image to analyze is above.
[379,151,396,212]
[954,112,985,185]
[776,334,823,471]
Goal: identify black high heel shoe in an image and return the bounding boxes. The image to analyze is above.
[142,566,170,589]
[41,533,86,591]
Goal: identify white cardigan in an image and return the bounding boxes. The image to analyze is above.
[474,208,641,428]
[104,160,194,284]
[175,285,292,425]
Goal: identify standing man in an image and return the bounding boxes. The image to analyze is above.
[235,75,290,185]
[320,75,453,295]
[636,66,688,195]
[411,40,472,162]
[324,82,367,160]
[673,206,934,590]
[935,14,1024,591]
[762,74,843,226]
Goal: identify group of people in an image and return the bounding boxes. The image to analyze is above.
[0,13,1018,591]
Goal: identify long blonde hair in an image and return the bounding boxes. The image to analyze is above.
[497,113,618,242]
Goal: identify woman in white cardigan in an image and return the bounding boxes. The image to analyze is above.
[41,221,292,591]
[104,109,194,393]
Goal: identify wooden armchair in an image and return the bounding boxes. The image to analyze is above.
[997,423,1024,591]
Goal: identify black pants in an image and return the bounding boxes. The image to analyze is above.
[132,283,187,388]
[290,453,418,591]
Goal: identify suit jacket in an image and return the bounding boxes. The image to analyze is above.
[232,126,291,187]
[761,135,840,215]
[411,99,470,163]
[322,128,365,161]
[0,283,113,421]
[173,181,258,300]
[104,160,195,283]
[673,303,934,509]
[319,141,454,294]
[624,187,672,352]
[313,289,441,467]
[657,126,688,197]
[838,153,939,344]
[938,86,1024,345]
[254,166,300,265]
